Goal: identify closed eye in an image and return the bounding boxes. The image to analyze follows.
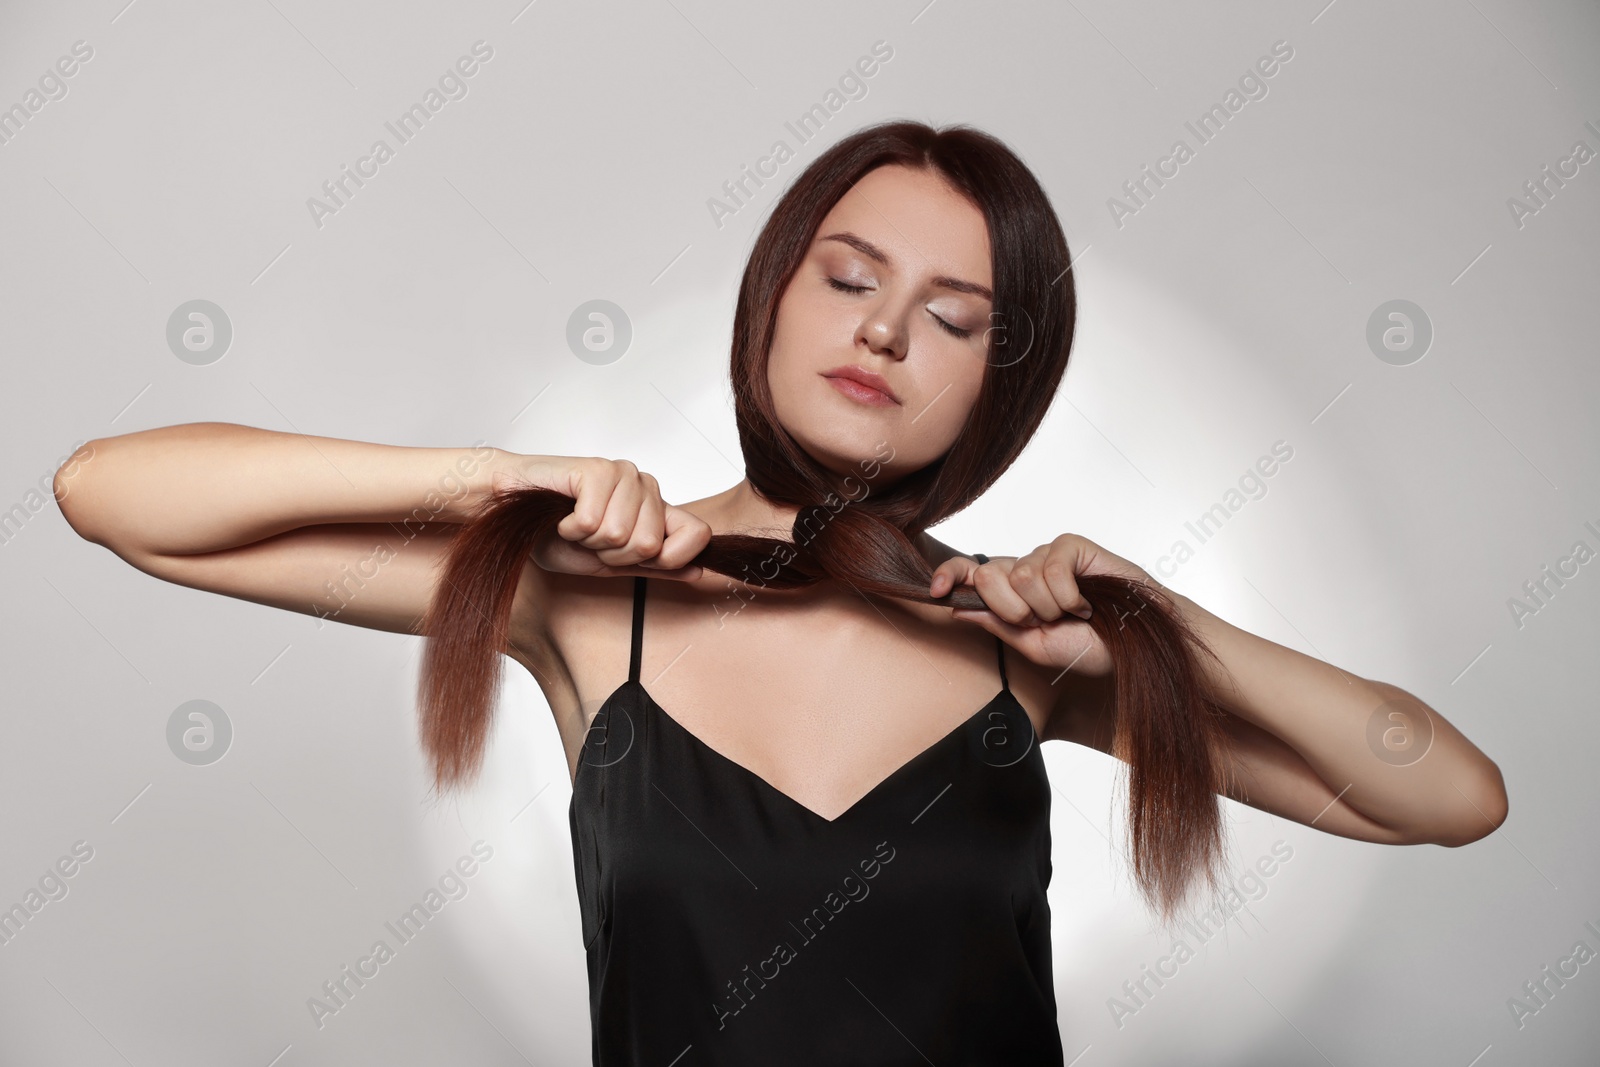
[826,277,972,340]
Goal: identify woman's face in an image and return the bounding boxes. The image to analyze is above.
[766,163,995,486]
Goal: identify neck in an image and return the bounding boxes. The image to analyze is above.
[695,478,799,538]
[691,477,935,562]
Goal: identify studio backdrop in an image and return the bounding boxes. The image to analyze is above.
[2,0,1595,1064]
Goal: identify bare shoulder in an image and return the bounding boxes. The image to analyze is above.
[506,562,644,778]
[506,560,639,687]
[916,530,1114,749]
[501,558,568,742]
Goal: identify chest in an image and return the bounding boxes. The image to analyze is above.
[540,576,1053,823]
[568,677,1054,945]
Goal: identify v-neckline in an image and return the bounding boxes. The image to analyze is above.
[574,679,1034,825]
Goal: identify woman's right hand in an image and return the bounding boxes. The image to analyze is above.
[494,454,711,581]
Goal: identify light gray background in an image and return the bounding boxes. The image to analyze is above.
[2,0,1596,1063]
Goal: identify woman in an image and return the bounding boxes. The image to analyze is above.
[57,120,1507,1065]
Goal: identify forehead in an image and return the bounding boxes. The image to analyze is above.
[814,164,992,290]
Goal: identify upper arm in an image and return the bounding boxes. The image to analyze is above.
[1207,707,1415,844]
[1057,683,1416,845]
[104,520,549,665]
[111,521,455,635]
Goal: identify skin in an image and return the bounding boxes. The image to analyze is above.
[519,163,1052,823]
[511,163,1509,842]
[57,165,1507,843]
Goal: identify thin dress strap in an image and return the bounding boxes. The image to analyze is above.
[629,576,646,684]
[969,554,1009,692]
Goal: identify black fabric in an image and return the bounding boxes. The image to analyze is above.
[568,574,1062,1065]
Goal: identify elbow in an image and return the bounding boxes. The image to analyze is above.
[53,439,103,543]
[1433,762,1510,847]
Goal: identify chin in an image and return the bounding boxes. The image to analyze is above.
[793,438,867,476]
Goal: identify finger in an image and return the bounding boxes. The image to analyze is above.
[620,475,671,569]
[605,560,705,582]
[1004,546,1063,622]
[1050,535,1097,618]
[1009,544,1090,623]
[929,555,977,598]
[586,465,645,557]
[557,461,618,543]
[970,558,1038,626]
[950,606,1036,646]
[1046,556,1094,621]
[598,559,704,585]
[657,503,713,572]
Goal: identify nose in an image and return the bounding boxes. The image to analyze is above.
[856,303,908,361]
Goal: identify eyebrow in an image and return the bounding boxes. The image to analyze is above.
[818,231,993,302]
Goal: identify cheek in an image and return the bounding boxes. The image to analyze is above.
[766,298,806,380]
[766,335,798,401]
[767,297,834,399]
[907,360,985,454]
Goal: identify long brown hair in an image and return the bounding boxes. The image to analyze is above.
[419,119,1239,923]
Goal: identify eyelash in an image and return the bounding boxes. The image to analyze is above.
[826,277,972,340]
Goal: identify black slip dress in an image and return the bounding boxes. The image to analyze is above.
[567,557,1063,1065]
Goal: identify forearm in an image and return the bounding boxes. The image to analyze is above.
[1169,590,1508,845]
[56,422,508,557]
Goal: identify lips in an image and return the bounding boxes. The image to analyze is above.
[821,365,900,404]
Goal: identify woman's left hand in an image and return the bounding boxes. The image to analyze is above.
[929,534,1157,678]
